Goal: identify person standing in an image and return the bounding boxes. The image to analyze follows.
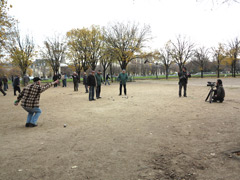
[2,75,8,91]
[87,70,96,101]
[23,75,30,86]
[83,72,88,93]
[105,73,110,85]
[0,77,7,96]
[117,69,128,96]
[62,73,67,87]
[13,75,21,96]
[95,70,103,99]
[72,72,79,91]
[178,67,191,97]
[14,77,59,127]
[53,74,58,87]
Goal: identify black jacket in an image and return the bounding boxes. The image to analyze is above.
[72,74,79,83]
[216,85,225,99]
[178,71,191,84]
[83,75,87,85]
[13,77,20,87]
[87,74,96,86]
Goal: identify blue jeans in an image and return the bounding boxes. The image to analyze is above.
[89,86,95,100]
[23,107,42,125]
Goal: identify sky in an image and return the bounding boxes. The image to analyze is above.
[8,0,240,52]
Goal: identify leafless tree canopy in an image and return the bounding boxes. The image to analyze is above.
[106,22,151,70]
[170,35,195,71]
[42,36,66,75]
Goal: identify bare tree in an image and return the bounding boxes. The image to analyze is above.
[155,41,173,79]
[192,47,210,78]
[170,35,195,72]
[6,28,35,77]
[106,22,151,70]
[42,36,66,76]
[227,37,240,77]
[212,43,226,78]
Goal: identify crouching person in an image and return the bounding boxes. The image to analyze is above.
[14,77,59,127]
[212,79,225,103]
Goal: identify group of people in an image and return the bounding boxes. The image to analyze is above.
[13,67,225,128]
[178,66,225,102]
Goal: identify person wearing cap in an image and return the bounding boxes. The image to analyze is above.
[72,72,79,91]
[14,77,59,127]
[87,70,96,101]
[95,70,103,99]
[117,69,128,96]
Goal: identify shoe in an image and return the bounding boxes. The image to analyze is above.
[119,94,121,96]
[29,123,38,127]
[179,95,181,97]
[184,95,187,97]
[98,97,101,99]
[4,93,6,96]
[25,123,30,127]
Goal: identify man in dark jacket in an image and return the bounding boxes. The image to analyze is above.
[53,74,59,87]
[72,72,79,91]
[178,67,191,97]
[13,75,21,96]
[87,70,96,101]
[83,72,88,93]
[95,70,103,99]
[2,75,8,91]
[118,69,128,96]
[212,79,225,103]
[0,77,7,96]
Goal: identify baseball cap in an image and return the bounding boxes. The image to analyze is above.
[33,77,42,82]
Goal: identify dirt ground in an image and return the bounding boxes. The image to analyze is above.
[0,78,240,180]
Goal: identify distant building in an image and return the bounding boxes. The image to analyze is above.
[30,59,51,78]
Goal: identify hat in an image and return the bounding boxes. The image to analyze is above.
[33,77,42,82]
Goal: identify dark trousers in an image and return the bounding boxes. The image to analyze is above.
[0,87,6,95]
[89,86,95,100]
[96,85,101,98]
[179,83,187,97]
[73,82,78,91]
[14,86,21,96]
[119,84,127,95]
[3,83,8,91]
[85,84,88,93]
[62,79,67,87]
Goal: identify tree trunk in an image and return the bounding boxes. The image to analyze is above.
[165,66,169,79]
[201,70,203,78]
[217,64,220,78]
[110,63,113,83]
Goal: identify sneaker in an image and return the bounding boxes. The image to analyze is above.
[29,123,38,127]
[25,123,30,127]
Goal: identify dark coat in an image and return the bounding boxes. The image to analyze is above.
[216,85,225,99]
[72,74,79,83]
[87,74,96,86]
[83,75,88,85]
[13,76,20,87]
[178,71,191,84]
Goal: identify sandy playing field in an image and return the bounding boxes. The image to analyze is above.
[0,78,240,180]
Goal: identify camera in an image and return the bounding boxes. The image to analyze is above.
[207,81,216,87]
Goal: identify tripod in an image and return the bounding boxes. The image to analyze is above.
[205,86,215,103]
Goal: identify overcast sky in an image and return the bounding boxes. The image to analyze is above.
[8,0,240,51]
